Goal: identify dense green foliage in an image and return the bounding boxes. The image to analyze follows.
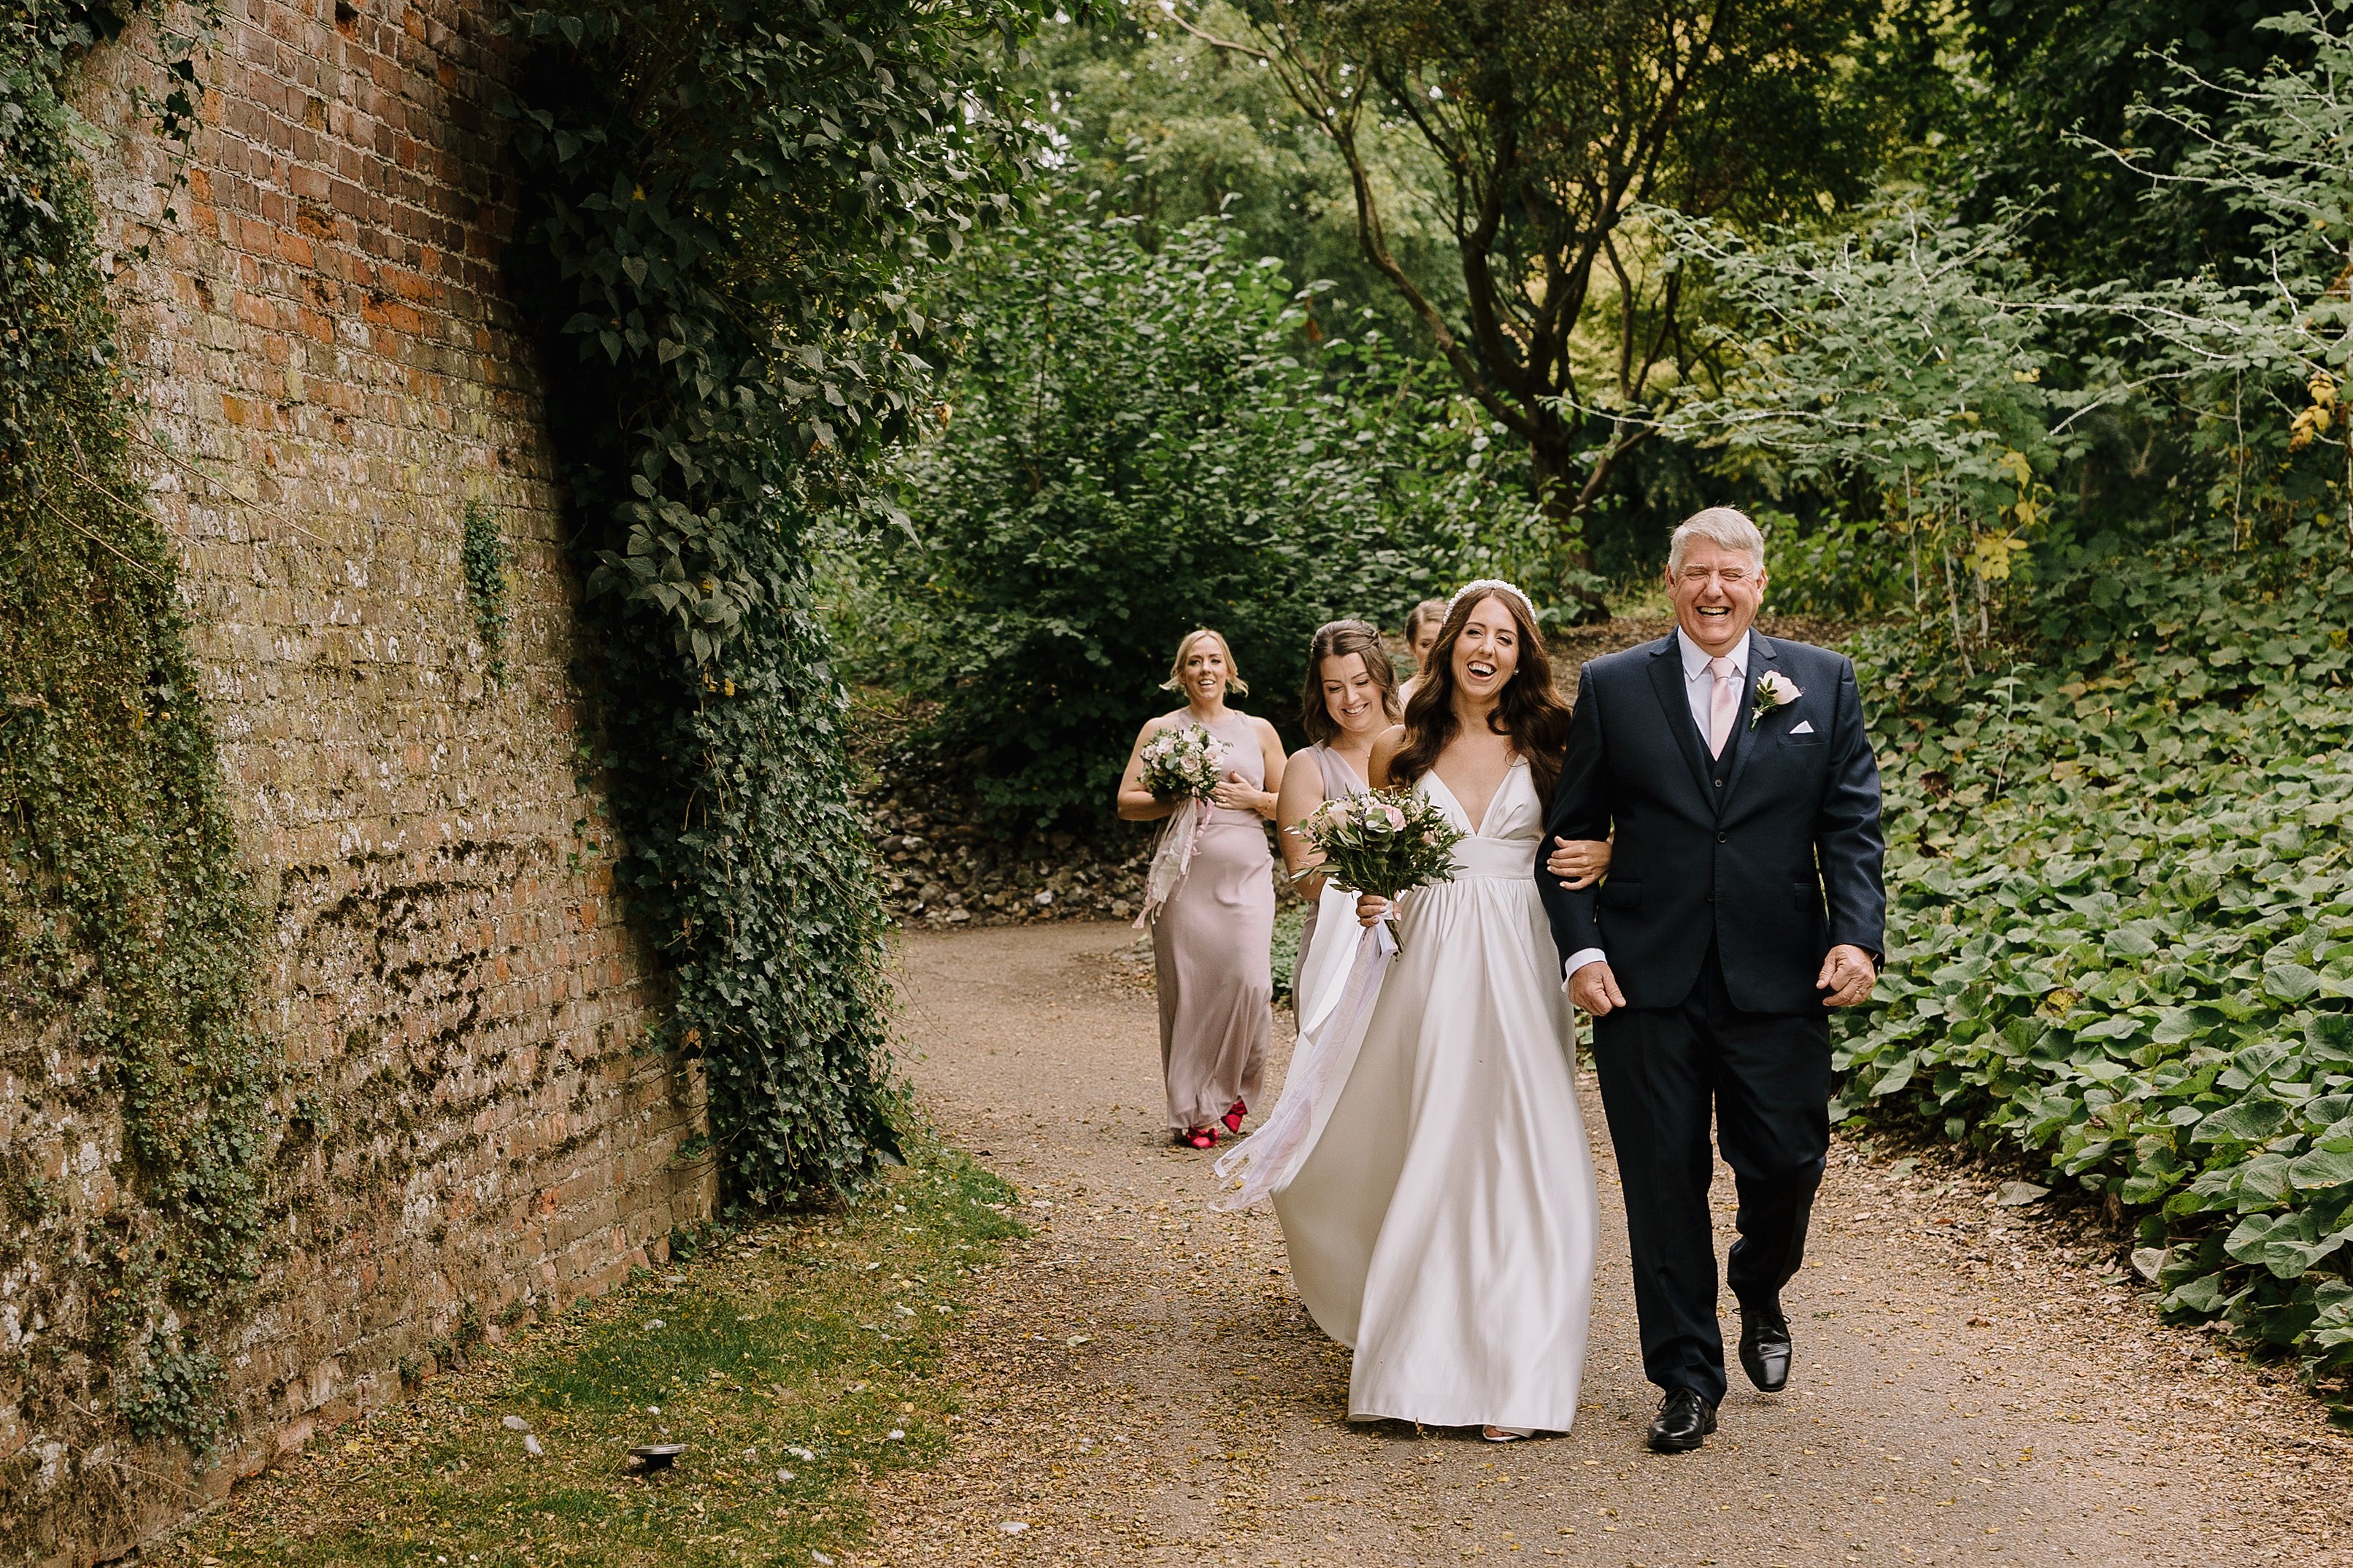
[843,201,1544,824]
[1660,202,2069,652]
[0,0,272,1451]
[1962,0,2300,287]
[499,0,1055,1200]
[1843,533,2353,1397]
[1011,2,1457,349]
[1169,0,1914,598]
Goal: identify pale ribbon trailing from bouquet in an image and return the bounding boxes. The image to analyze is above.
[1135,797,1212,927]
[1212,887,1397,1211]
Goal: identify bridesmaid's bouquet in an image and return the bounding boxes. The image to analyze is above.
[1290,787,1464,952]
[1135,723,1232,927]
[1138,723,1229,802]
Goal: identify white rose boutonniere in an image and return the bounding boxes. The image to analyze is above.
[1750,671,1803,730]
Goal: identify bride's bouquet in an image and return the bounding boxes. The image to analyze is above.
[1290,787,1463,952]
[1214,786,1463,1211]
[1137,724,1229,802]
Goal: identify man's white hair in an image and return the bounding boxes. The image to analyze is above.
[1667,506,1767,576]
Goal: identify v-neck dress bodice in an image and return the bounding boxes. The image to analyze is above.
[1420,758,1544,878]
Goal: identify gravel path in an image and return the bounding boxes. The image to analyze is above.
[858,922,2353,1567]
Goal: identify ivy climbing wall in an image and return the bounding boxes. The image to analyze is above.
[12,1,716,1555]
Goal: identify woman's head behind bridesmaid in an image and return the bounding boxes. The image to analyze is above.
[1300,619,1400,745]
[1403,599,1449,674]
[1161,627,1248,707]
[1393,584,1569,799]
[1398,597,1449,703]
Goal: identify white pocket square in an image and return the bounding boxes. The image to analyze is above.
[1790,719,1816,735]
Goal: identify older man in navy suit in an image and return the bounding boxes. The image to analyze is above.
[1537,507,1886,1454]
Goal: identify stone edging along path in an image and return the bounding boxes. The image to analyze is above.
[858,922,2353,1567]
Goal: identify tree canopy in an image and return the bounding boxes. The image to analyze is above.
[1158,0,1911,606]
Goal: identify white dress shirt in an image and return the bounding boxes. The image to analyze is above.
[1561,630,1749,990]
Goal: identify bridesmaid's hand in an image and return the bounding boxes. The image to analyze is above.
[1547,835,1612,890]
[1356,893,1392,928]
[1212,770,1273,816]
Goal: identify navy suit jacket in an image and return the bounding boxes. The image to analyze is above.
[1537,631,1887,1014]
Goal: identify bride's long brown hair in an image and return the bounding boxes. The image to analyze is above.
[1389,588,1571,803]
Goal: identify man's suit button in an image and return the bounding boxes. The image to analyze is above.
[1706,893,1716,903]
[1717,832,1728,843]
[1714,778,1723,788]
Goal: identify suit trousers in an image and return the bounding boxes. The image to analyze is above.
[1590,943,1830,1405]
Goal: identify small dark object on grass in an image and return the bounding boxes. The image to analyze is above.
[628,1443,686,1472]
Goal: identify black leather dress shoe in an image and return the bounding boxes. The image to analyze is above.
[1646,1387,1717,1453]
[1739,1304,1793,1393]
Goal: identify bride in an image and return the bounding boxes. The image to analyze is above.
[1224,582,1601,1441]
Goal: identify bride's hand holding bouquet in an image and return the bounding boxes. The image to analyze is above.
[1292,787,1463,953]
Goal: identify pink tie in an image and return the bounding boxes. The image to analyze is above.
[1706,656,1738,758]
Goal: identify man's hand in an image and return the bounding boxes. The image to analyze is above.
[1546,835,1611,890]
[1569,961,1627,1017]
[1817,943,1877,1008]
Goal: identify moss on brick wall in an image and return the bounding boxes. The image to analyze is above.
[0,0,274,1495]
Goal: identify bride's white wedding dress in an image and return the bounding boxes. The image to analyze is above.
[1263,758,1598,1432]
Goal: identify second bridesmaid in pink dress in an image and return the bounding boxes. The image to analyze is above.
[1275,620,1398,986]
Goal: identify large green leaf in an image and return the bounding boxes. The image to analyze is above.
[2192,1098,2295,1145]
[2309,1013,2353,1063]
[2288,1146,2353,1192]
[2225,1210,2353,1279]
[2265,962,2323,1003]
[2161,1272,2235,1315]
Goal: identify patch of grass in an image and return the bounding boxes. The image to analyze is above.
[159,1137,1024,1567]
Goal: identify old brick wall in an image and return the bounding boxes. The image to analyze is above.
[7,0,715,1558]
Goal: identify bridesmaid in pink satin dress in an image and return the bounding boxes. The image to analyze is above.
[1116,630,1287,1149]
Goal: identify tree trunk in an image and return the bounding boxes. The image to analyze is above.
[1530,433,1609,625]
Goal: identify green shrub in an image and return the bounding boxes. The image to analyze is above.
[499,0,1050,1201]
[847,201,1551,827]
[459,499,511,683]
[1755,508,1911,619]
[1270,901,1306,1006]
[1839,525,2353,1395]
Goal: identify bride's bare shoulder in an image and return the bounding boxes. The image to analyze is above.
[1367,725,1409,787]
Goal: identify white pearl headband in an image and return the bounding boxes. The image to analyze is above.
[1447,578,1536,620]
